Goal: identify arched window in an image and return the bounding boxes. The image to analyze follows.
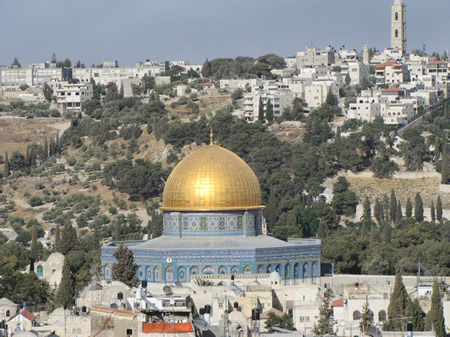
[154,267,160,281]
[231,266,239,274]
[266,265,272,273]
[37,265,43,277]
[368,310,374,321]
[165,266,173,282]
[190,266,198,275]
[257,265,263,274]
[395,12,399,21]
[353,310,361,320]
[312,262,318,277]
[6,310,10,317]
[302,264,308,278]
[395,29,399,38]
[378,310,387,322]
[275,264,281,275]
[218,266,227,274]
[202,266,215,274]
[146,267,153,281]
[243,265,251,274]
[104,264,111,279]
[284,264,290,279]
[294,263,300,278]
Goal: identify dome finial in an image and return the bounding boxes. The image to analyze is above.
[210,127,214,145]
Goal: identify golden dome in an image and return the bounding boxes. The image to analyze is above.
[161,145,263,211]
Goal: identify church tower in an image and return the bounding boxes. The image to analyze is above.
[391,0,406,54]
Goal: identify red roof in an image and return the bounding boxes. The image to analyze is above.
[142,322,193,334]
[376,61,397,70]
[19,309,35,321]
[428,60,448,65]
[382,87,403,92]
[202,82,214,87]
[332,298,344,308]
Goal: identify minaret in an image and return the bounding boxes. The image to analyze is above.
[391,0,406,55]
[363,44,370,65]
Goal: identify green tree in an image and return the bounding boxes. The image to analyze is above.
[436,196,443,222]
[441,140,448,184]
[331,177,358,216]
[406,298,425,331]
[55,260,75,308]
[258,96,264,122]
[30,226,39,263]
[265,98,274,123]
[395,200,402,224]
[385,269,408,331]
[382,223,391,243]
[3,151,9,177]
[265,312,296,333]
[112,243,139,287]
[345,72,351,85]
[60,223,78,255]
[43,82,53,102]
[313,290,334,335]
[428,279,445,337]
[406,198,413,217]
[11,57,21,68]
[430,200,436,222]
[414,192,424,222]
[360,297,373,334]
[389,189,397,223]
[201,58,210,78]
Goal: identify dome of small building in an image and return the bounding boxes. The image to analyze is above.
[269,271,281,281]
[46,252,65,264]
[161,145,263,211]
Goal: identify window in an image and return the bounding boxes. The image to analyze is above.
[353,310,361,320]
[395,12,399,20]
[395,29,399,38]
[299,316,310,322]
[37,265,43,277]
[379,310,387,321]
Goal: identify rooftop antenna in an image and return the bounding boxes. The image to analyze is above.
[210,127,214,145]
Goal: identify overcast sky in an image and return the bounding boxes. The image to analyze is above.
[1,0,449,67]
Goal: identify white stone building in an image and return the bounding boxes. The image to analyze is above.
[51,81,93,114]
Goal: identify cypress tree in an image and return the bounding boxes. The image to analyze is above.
[265,98,273,123]
[385,269,408,331]
[374,198,383,224]
[201,58,210,78]
[318,221,328,239]
[383,223,391,243]
[406,198,413,217]
[3,151,9,177]
[363,196,371,221]
[395,200,402,224]
[434,137,440,162]
[383,194,390,223]
[436,196,443,223]
[43,138,49,159]
[389,189,397,223]
[441,140,448,184]
[60,222,78,255]
[406,298,425,331]
[414,192,424,222]
[55,224,61,253]
[55,259,75,309]
[360,297,373,334]
[258,96,264,123]
[430,200,436,222]
[112,243,139,287]
[428,279,445,337]
[313,290,334,335]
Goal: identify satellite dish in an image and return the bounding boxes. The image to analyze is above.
[166,257,172,263]
[193,317,210,331]
[170,299,175,305]
[163,286,172,295]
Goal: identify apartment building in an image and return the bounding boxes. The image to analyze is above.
[345,62,371,85]
[304,81,340,110]
[375,61,409,85]
[296,48,335,69]
[51,80,93,114]
[347,97,381,122]
[243,82,293,122]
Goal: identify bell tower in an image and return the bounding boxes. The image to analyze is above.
[391,0,406,55]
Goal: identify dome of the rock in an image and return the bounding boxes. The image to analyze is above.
[160,145,263,211]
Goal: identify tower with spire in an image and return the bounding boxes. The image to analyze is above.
[391,0,406,55]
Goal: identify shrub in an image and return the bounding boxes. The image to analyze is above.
[28,195,43,207]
